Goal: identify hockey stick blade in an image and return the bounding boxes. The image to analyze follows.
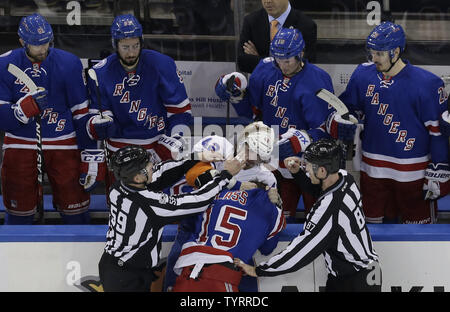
[315,88,354,162]
[316,88,349,119]
[87,68,99,87]
[8,64,38,92]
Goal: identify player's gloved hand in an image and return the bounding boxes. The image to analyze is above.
[215,72,247,104]
[193,135,234,162]
[326,111,358,141]
[440,111,450,137]
[13,87,49,124]
[423,163,450,200]
[155,133,189,161]
[277,128,311,160]
[87,114,116,140]
[79,149,107,192]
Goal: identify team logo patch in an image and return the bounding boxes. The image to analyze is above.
[159,194,169,204]
[377,73,394,88]
[127,74,140,86]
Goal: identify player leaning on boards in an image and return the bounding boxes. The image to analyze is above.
[85,14,193,193]
[235,139,381,292]
[339,21,450,224]
[99,145,244,292]
[215,27,356,219]
[0,13,99,224]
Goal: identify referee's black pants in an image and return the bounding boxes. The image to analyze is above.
[98,252,154,292]
[325,267,382,292]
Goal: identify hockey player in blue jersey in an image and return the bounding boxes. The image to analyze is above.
[172,182,285,292]
[0,13,99,224]
[215,27,350,218]
[339,22,450,224]
[85,14,193,191]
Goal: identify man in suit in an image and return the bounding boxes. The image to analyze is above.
[237,0,317,73]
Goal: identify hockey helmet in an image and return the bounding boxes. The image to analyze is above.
[366,21,405,59]
[111,145,151,183]
[270,28,305,60]
[238,121,275,162]
[193,135,235,162]
[18,13,53,46]
[111,14,143,48]
[304,138,341,175]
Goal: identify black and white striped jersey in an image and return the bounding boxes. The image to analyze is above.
[255,170,379,277]
[104,158,234,270]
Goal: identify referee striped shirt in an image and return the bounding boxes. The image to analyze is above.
[255,170,378,277]
[104,158,234,270]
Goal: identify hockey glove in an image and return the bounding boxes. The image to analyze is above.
[326,111,358,141]
[155,133,189,161]
[277,128,311,160]
[440,111,450,137]
[14,87,49,124]
[87,114,116,140]
[423,162,450,200]
[79,149,107,192]
[215,72,247,104]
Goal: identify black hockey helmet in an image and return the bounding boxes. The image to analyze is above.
[304,138,341,175]
[111,145,150,183]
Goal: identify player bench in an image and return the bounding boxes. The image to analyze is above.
[294,195,450,222]
[0,194,109,222]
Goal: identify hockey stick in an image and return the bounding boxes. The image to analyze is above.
[87,68,111,190]
[444,76,450,145]
[316,88,355,161]
[7,63,45,224]
[225,74,235,126]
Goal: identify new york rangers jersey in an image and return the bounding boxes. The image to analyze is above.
[233,58,334,140]
[0,48,94,150]
[339,61,449,182]
[174,188,286,271]
[88,49,193,152]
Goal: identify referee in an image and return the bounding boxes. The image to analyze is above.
[235,139,381,292]
[99,145,243,292]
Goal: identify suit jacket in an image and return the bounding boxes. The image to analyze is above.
[237,7,317,73]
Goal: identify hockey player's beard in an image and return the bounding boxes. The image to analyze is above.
[26,48,49,63]
[118,50,141,70]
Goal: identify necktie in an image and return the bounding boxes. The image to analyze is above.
[270,20,279,41]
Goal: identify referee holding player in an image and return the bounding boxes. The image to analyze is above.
[235,139,382,292]
[99,145,244,292]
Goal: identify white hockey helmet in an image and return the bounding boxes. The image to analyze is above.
[239,121,275,162]
[193,135,234,162]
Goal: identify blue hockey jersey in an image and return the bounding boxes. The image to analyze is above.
[233,58,334,140]
[87,49,193,152]
[174,188,286,271]
[0,48,94,149]
[339,61,449,182]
